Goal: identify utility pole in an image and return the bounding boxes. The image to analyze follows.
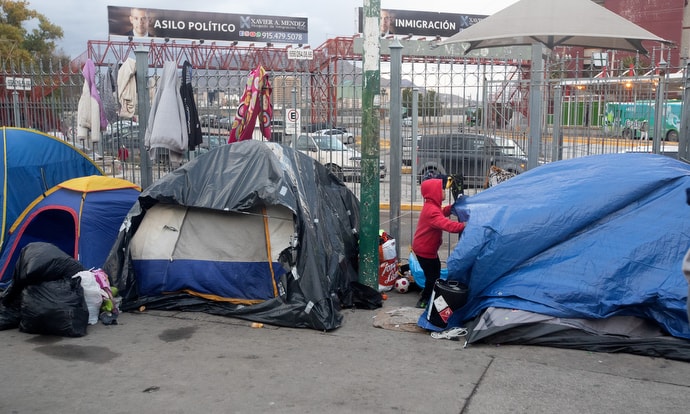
[358,0,382,289]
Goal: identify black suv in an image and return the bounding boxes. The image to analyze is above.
[416,133,528,187]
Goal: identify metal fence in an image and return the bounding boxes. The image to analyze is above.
[2,41,688,206]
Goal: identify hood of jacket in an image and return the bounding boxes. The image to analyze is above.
[421,178,443,206]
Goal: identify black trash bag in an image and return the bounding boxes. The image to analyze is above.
[2,242,85,306]
[347,281,383,310]
[0,299,21,330]
[19,276,88,337]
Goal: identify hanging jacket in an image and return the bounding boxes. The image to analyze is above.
[117,58,137,119]
[99,63,119,126]
[412,179,466,259]
[180,61,203,150]
[76,59,106,143]
[145,60,188,165]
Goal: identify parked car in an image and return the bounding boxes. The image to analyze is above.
[105,120,138,134]
[289,134,386,181]
[313,128,355,145]
[402,134,421,166]
[218,117,232,130]
[416,133,528,187]
[197,135,227,151]
[302,122,333,133]
[200,114,219,128]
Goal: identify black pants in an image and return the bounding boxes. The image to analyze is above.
[418,255,441,301]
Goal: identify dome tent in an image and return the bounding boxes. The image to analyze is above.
[0,127,104,248]
[0,175,140,288]
[104,140,362,330]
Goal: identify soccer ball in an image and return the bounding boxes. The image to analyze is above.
[394,277,410,293]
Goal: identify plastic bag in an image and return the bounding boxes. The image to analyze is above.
[73,271,103,325]
[378,237,398,292]
[19,277,88,337]
[408,252,448,289]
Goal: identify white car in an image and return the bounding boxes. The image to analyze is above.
[313,128,355,145]
[105,120,138,134]
[290,135,386,181]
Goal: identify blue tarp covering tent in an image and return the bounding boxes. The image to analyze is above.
[0,127,104,248]
[419,153,690,359]
[0,176,140,288]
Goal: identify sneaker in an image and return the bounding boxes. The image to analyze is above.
[415,298,428,309]
[431,327,468,341]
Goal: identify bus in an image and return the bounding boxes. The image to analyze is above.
[604,100,682,141]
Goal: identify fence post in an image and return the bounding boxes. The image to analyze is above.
[12,90,21,128]
[388,38,403,259]
[680,61,690,162]
[653,60,668,154]
[552,85,563,162]
[528,43,545,170]
[135,47,153,189]
[411,88,419,203]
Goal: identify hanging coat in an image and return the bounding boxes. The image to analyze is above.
[76,59,106,144]
[99,63,119,126]
[117,58,137,119]
[229,65,273,143]
[145,61,188,165]
[180,61,203,150]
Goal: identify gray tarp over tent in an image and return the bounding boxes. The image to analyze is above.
[104,140,361,331]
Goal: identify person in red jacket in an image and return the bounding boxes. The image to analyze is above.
[412,177,467,309]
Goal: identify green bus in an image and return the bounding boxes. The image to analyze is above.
[604,100,681,141]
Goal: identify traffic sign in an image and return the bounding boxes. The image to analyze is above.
[286,108,301,135]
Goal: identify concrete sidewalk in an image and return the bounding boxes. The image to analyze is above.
[1,289,689,414]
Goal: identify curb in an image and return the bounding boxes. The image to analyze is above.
[379,202,423,211]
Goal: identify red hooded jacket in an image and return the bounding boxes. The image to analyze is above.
[412,178,466,259]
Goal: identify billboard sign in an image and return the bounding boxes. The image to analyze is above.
[358,8,486,38]
[108,6,308,44]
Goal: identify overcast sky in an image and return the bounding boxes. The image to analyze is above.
[31,1,519,58]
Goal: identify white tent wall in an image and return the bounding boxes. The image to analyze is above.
[130,203,294,302]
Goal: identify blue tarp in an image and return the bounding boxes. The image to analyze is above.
[421,153,690,339]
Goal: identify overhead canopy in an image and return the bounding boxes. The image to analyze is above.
[441,0,671,54]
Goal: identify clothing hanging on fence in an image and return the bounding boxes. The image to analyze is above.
[229,65,273,143]
[99,64,119,126]
[76,59,106,144]
[117,58,137,119]
[180,61,203,150]
[145,60,188,166]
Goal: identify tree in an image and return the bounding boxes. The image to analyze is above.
[402,87,412,116]
[403,88,441,117]
[422,90,439,117]
[0,0,64,66]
